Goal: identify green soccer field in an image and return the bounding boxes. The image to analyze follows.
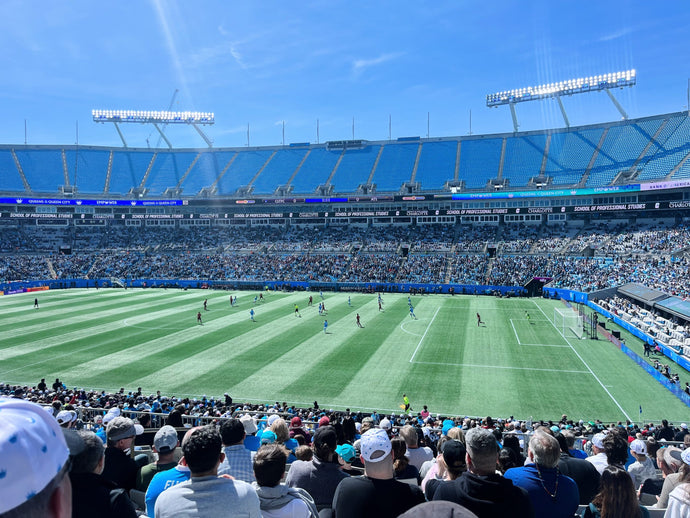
[1,288,687,423]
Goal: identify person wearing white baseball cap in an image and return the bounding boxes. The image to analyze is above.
[332,428,424,518]
[586,432,609,474]
[627,439,655,490]
[0,397,75,517]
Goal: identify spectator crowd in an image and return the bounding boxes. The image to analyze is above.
[3,379,690,517]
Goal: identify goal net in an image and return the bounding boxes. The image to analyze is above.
[554,307,585,339]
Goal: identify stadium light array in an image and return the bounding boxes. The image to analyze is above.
[92,109,215,124]
[486,69,636,107]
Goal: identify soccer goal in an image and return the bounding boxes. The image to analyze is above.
[554,307,585,339]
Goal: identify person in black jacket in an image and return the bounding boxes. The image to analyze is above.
[71,430,137,518]
[433,427,534,518]
[555,432,601,504]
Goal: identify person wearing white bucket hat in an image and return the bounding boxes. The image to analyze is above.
[0,397,80,517]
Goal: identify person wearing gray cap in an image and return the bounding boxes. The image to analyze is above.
[135,425,180,492]
[70,430,137,518]
[101,416,144,491]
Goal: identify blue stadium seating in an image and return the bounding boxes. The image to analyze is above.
[108,150,154,194]
[415,141,458,190]
[0,148,26,192]
[544,128,602,185]
[502,135,547,187]
[330,145,381,192]
[290,147,341,194]
[458,138,503,188]
[0,113,688,197]
[64,149,110,194]
[14,149,63,193]
[586,121,662,187]
[638,115,690,181]
[370,143,417,192]
[145,151,201,195]
[252,148,308,194]
[216,149,273,195]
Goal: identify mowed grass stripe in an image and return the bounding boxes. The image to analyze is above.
[69,291,331,391]
[0,291,221,361]
[2,290,689,422]
[169,295,370,399]
[52,293,305,386]
[0,289,205,348]
[281,297,413,403]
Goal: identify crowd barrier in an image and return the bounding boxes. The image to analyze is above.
[0,277,527,297]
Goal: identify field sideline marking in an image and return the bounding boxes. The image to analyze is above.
[412,360,589,374]
[409,307,441,363]
[510,319,570,348]
[533,300,632,421]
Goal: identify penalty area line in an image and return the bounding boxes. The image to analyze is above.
[409,307,440,363]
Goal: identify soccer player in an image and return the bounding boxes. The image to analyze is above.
[203,299,208,311]
[322,301,326,314]
[254,295,258,303]
[197,311,203,325]
[294,304,301,317]
[230,295,234,307]
[348,296,351,306]
[259,293,264,302]
[323,320,328,333]
[320,290,325,300]
[407,296,412,306]
[34,297,39,309]
[409,305,416,319]
[476,312,483,326]
[250,308,255,322]
[308,295,313,306]
[403,394,410,412]
[378,300,383,312]
[356,313,363,328]
[318,302,323,315]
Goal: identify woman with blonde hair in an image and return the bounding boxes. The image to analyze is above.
[271,418,298,463]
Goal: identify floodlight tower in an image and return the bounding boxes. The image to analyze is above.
[92,109,215,148]
[486,69,636,132]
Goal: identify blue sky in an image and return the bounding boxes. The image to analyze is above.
[1,0,689,148]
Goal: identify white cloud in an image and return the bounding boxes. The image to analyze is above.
[352,52,403,74]
[599,27,634,42]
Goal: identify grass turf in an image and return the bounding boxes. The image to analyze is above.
[1,288,687,423]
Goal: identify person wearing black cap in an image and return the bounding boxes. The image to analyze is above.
[425,439,467,500]
[433,427,535,517]
[285,425,349,511]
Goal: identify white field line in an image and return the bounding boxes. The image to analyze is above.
[409,307,441,363]
[533,300,632,421]
[510,319,570,348]
[400,320,424,337]
[412,361,589,374]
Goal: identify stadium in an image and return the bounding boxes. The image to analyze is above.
[2,101,690,422]
[5,4,690,516]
